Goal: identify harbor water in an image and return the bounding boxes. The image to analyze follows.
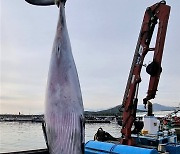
[0,122,121,153]
[0,111,178,153]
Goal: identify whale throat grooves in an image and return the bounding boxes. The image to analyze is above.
[45,2,84,154]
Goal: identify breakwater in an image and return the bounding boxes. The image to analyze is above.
[0,114,114,123]
[0,114,44,123]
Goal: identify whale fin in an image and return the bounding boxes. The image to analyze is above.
[80,115,85,154]
[42,122,49,150]
[25,0,55,6]
[25,0,67,6]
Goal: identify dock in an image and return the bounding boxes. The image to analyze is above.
[0,114,112,123]
[0,114,44,123]
[85,120,110,123]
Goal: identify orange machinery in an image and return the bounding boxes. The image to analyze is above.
[120,1,170,145]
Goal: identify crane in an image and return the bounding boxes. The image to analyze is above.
[120,1,170,145]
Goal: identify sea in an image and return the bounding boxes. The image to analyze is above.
[0,122,121,153]
[0,111,179,153]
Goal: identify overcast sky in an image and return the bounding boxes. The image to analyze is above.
[1,0,180,114]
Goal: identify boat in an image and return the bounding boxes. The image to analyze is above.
[85,2,180,153]
[85,115,180,154]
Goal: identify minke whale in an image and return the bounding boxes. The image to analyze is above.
[25,0,85,154]
[45,1,84,154]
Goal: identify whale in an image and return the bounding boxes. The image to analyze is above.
[25,0,85,154]
[45,2,84,154]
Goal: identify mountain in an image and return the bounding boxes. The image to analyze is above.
[152,103,177,111]
[138,103,177,111]
[85,105,122,116]
[137,105,147,111]
[85,103,177,116]
[85,104,144,116]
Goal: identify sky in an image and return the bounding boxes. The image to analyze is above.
[0,0,180,114]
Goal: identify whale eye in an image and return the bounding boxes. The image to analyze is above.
[56,46,61,58]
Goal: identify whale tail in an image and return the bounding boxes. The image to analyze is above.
[25,0,66,6]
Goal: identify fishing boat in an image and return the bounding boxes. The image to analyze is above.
[85,114,180,154]
[85,1,180,153]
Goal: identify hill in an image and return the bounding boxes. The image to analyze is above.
[85,103,177,116]
[85,105,144,116]
[85,105,121,116]
[153,103,177,111]
[137,103,177,111]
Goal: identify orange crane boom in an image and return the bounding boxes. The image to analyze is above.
[121,1,170,145]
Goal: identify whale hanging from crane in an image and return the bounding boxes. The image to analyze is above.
[25,0,85,153]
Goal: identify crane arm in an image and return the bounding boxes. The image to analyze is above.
[121,1,170,145]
